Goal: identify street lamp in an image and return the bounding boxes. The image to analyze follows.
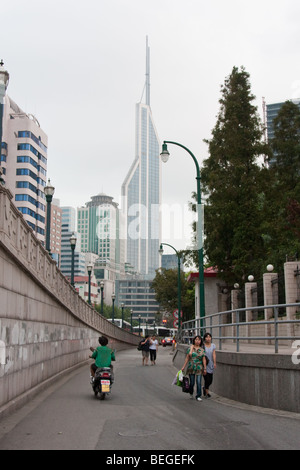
[100,281,104,314]
[121,302,124,328]
[0,60,9,185]
[159,242,182,332]
[44,179,55,254]
[160,141,205,330]
[69,232,77,287]
[130,309,133,332]
[138,315,141,336]
[87,263,93,305]
[111,293,115,323]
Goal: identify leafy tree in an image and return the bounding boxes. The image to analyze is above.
[262,100,300,266]
[188,66,270,285]
[151,268,195,322]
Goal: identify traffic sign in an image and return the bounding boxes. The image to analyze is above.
[173,319,178,328]
[173,310,183,318]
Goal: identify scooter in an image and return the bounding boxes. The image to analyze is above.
[92,367,112,400]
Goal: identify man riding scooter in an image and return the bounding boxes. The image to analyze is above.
[89,336,115,383]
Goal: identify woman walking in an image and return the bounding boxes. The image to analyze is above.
[203,333,216,398]
[181,335,206,401]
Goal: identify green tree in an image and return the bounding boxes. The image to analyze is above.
[193,66,270,285]
[151,268,195,322]
[262,100,300,266]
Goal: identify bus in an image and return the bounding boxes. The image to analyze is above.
[132,325,177,338]
[107,319,132,331]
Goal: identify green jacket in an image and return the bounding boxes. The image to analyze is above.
[92,346,115,368]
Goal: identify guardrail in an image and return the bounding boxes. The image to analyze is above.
[180,303,300,353]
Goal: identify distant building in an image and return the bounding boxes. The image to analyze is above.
[266,98,300,165]
[48,198,62,265]
[60,206,85,279]
[116,278,160,321]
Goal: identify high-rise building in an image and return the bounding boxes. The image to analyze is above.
[121,37,161,280]
[1,95,48,242]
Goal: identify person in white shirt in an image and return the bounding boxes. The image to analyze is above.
[149,335,159,365]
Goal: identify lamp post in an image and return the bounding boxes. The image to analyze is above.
[159,242,182,332]
[130,309,133,332]
[111,293,115,323]
[70,233,76,287]
[160,141,205,331]
[44,179,55,254]
[121,302,124,328]
[100,281,104,314]
[87,263,93,305]
[0,60,9,184]
[138,315,141,336]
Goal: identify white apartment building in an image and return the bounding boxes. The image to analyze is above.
[1,96,48,242]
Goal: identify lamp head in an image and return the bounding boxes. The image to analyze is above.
[69,232,77,247]
[87,263,93,273]
[160,143,170,163]
[44,179,55,198]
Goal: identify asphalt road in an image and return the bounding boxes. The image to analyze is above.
[0,346,299,451]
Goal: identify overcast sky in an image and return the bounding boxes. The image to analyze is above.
[2,0,300,249]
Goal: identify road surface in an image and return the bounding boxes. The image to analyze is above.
[0,346,299,451]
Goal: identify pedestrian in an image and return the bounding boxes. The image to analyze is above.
[149,335,158,365]
[181,335,206,401]
[203,332,216,398]
[140,335,151,366]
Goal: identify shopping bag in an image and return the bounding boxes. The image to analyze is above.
[181,376,190,393]
[172,370,183,387]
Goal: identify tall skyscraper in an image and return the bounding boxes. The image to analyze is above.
[121,37,161,280]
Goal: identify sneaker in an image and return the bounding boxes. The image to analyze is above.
[189,394,193,399]
[196,397,202,402]
[90,376,94,384]
[206,393,211,398]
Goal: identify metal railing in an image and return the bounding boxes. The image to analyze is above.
[180,302,300,353]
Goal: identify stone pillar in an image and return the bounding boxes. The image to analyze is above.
[231,288,240,343]
[284,261,299,337]
[263,270,278,343]
[245,281,257,342]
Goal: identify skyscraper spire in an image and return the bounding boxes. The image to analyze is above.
[146,36,150,106]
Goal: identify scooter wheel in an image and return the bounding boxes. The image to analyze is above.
[100,393,106,400]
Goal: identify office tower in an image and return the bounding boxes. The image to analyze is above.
[1,95,48,242]
[60,206,85,279]
[121,37,161,280]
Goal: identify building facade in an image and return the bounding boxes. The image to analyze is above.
[1,96,48,242]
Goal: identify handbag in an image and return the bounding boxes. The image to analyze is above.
[181,376,190,393]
